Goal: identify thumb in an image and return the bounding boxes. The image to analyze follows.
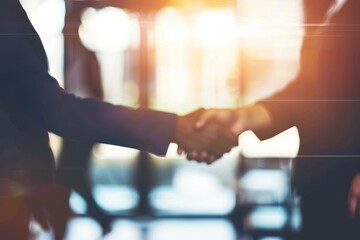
[231,120,245,136]
[349,195,357,218]
[177,147,185,155]
[195,110,215,130]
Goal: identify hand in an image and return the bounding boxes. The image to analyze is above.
[195,108,245,135]
[179,105,271,162]
[349,174,360,218]
[176,108,243,163]
[194,105,271,135]
[173,109,238,164]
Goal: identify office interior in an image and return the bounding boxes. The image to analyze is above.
[20,0,313,239]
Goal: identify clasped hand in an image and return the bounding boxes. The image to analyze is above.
[174,108,244,164]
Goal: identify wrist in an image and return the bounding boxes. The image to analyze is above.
[173,116,182,144]
[236,108,250,131]
[244,104,271,131]
[173,115,189,145]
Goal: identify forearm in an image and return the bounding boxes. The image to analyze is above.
[1,66,177,155]
[67,0,163,11]
[41,81,177,155]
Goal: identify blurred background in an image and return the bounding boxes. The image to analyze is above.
[20,0,306,239]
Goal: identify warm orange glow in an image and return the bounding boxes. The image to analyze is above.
[153,2,304,157]
[169,0,236,11]
[154,8,240,113]
[21,0,305,160]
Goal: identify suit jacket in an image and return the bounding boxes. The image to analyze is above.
[0,0,177,187]
[254,0,360,193]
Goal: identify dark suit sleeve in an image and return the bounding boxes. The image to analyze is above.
[247,25,318,140]
[252,74,308,140]
[0,3,177,156]
[252,18,360,147]
[251,33,327,142]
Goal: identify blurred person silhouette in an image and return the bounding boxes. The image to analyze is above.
[56,1,186,238]
[55,0,111,238]
[0,1,238,239]
[181,0,360,239]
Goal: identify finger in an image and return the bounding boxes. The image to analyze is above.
[195,110,216,130]
[204,155,218,165]
[192,151,207,163]
[349,176,360,218]
[202,151,216,164]
[208,155,217,164]
[186,150,199,161]
[349,195,357,218]
[200,151,208,161]
[186,155,195,161]
[177,147,185,155]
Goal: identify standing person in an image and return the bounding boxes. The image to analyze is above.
[0,1,237,239]
[55,0,111,238]
[186,0,360,239]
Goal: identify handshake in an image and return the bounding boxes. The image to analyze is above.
[173,108,245,164]
[173,105,271,164]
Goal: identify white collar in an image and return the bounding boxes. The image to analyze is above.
[335,0,347,10]
[328,0,347,15]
